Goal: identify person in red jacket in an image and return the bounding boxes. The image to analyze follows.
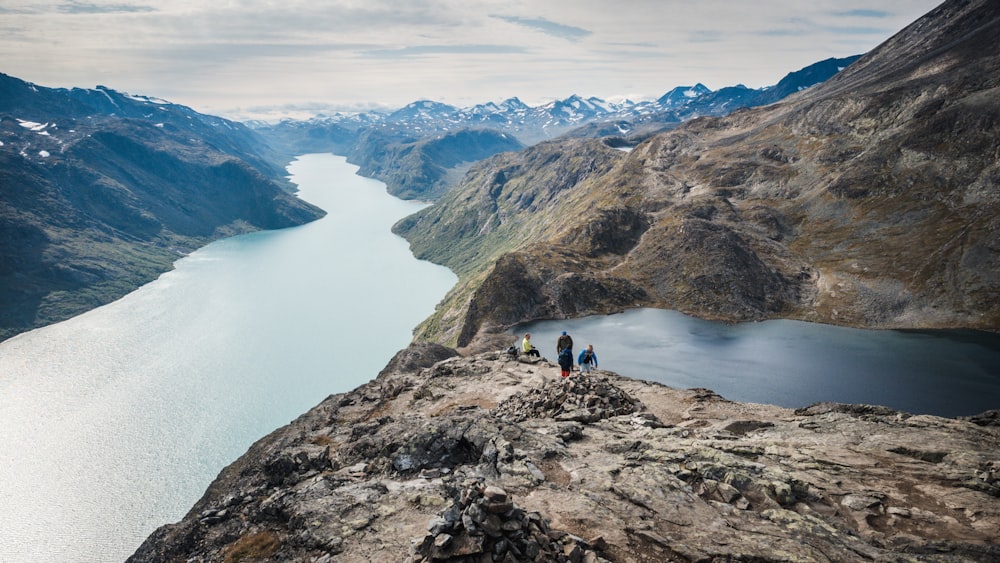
[557,346,573,377]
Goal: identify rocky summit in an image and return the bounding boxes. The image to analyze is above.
[129,343,999,562]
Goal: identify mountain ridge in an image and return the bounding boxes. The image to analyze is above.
[0,73,324,341]
[253,55,860,204]
[392,0,1000,351]
[256,54,862,151]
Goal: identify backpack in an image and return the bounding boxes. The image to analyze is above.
[558,348,572,364]
[582,350,592,364]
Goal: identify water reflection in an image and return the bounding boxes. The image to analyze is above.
[515,308,1000,417]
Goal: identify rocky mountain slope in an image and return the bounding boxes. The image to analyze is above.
[0,75,324,341]
[349,128,524,200]
[129,345,1000,562]
[395,0,1000,350]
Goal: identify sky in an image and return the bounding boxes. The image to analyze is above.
[1,0,944,121]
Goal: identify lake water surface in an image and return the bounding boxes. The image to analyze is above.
[518,309,1000,418]
[0,154,457,562]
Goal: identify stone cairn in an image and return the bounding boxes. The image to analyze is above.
[412,482,608,563]
[492,373,646,424]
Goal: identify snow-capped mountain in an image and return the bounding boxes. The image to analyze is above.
[656,83,712,108]
[253,54,864,205]
[276,55,861,145]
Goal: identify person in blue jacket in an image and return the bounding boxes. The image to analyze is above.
[578,344,598,374]
[557,347,573,377]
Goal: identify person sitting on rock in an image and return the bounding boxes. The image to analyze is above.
[521,333,540,357]
[578,344,598,374]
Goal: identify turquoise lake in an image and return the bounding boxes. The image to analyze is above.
[0,154,457,562]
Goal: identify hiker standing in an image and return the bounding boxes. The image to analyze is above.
[521,333,540,357]
[556,331,574,377]
[578,344,598,374]
[556,331,573,356]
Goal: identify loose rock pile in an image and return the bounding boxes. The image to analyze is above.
[492,373,647,423]
[412,482,608,562]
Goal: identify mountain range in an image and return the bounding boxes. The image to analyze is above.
[257,55,860,148]
[1,0,997,355]
[0,50,860,342]
[392,0,1000,351]
[255,55,860,200]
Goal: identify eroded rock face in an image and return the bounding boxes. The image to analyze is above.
[129,349,1000,562]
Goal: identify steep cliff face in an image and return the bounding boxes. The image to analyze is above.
[0,75,325,341]
[350,128,524,200]
[129,346,1000,562]
[398,0,1000,350]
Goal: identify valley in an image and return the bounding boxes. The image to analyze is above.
[1,0,998,561]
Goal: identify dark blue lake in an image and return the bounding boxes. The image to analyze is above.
[517,308,1000,418]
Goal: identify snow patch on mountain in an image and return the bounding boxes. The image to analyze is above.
[17,119,49,131]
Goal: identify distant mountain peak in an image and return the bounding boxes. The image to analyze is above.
[260,54,862,147]
[656,83,712,107]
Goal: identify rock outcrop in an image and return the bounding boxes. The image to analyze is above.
[129,344,1000,562]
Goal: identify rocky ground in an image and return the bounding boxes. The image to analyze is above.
[129,343,1000,562]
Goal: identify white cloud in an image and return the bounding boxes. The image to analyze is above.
[0,0,943,119]
[490,15,591,41]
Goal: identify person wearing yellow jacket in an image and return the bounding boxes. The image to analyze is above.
[521,333,540,357]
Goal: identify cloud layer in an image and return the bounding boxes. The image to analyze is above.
[1,0,942,119]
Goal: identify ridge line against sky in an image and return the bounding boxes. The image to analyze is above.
[1,0,942,121]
